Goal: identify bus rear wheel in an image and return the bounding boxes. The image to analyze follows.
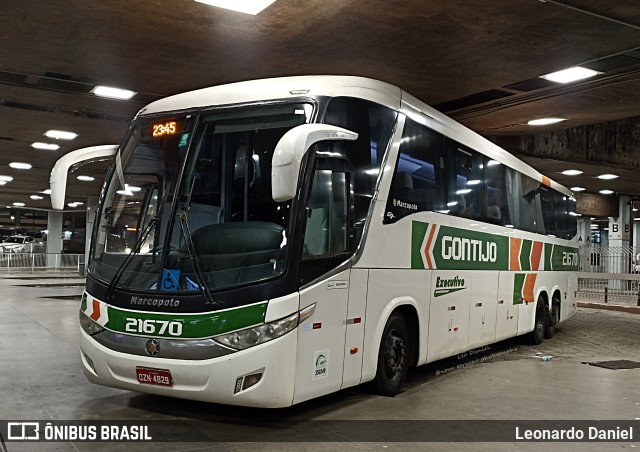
[374,312,409,396]
[525,299,547,345]
[544,296,558,339]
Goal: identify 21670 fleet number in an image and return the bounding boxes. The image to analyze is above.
[125,318,183,336]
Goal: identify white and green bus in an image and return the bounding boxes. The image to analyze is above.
[79,76,578,407]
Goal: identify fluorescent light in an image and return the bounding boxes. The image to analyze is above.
[68,202,84,208]
[570,187,585,192]
[12,202,25,207]
[528,118,566,126]
[9,162,32,170]
[194,0,276,15]
[599,189,614,195]
[0,181,6,186]
[77,175,95,182]
[540,66,601,84]
[561,169,583,176]
[44,130,77,140]
[41,189,52,195]
[30,195,43,200]
[487,160,501,167]
[467,179,481,186]
[597,174,618,180]
[456,189,472,195]
[31,142,60,150]
[92,86,136,100]
[0,176,13,182]
[447,201,458,207]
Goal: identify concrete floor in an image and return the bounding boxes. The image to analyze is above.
[0,270,639,451]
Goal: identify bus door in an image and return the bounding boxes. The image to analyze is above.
[293,158,353,404]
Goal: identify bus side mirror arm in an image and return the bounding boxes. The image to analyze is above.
[271,124,358,202]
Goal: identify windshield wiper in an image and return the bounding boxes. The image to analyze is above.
[177,210,220,307]
[105,216,159,302]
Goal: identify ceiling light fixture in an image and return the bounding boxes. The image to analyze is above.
[599,189,614,195]
[540,66,601,84]
[561,169,583,176]
[31,142,60,151]
[0,176,13,182]
[77,175,95,182]
[30,195,43,200]
[9,162,32,170]
[91,86,136,100]
[41,189,52,195]
[12,202,25,207]
[570,187,585,192]
[527,118,566,126]
[44,130,78,140]
[597,174,618,180]
[194,0,276,15]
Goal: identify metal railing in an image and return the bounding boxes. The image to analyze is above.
[578,245,640,305]
[0,252,84,272]
[579,245,640,274]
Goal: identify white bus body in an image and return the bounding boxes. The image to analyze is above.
[79,76,578,407]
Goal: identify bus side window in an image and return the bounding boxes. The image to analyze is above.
[445,140,482,220]
[303,169,349,260]
[384,119,445,224]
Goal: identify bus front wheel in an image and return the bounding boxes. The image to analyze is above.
[374,312,409,396]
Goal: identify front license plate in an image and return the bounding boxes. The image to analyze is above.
[136,367,173,387]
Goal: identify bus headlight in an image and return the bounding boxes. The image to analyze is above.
[79,310,106,336]
[214,304,315,351]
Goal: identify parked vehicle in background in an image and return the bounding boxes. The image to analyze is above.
[1,235,37,253]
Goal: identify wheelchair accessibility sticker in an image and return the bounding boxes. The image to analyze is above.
[161,269,180,291]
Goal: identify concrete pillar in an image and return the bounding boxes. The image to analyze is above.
[46,211,63,268]
[84,197,98,275]
[577,217,591,272]
[608,195,631,287]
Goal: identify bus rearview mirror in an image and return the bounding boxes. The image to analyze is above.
[271,124,358,202]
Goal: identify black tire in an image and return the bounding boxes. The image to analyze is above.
[525,299,547,345]
[374,312,409,396]
[544,297,558,339]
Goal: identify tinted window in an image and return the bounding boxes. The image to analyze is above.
[446,140,482,219]
[323,97,397,239]
[384,119,445,224]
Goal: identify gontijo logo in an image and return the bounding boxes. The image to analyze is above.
[441,236,497,262]
[411,222,509,270]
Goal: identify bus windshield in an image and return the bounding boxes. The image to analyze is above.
[90,103,312,294]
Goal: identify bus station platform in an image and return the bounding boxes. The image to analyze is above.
[0,271,638,451]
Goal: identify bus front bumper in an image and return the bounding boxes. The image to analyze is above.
[80,328,297,408]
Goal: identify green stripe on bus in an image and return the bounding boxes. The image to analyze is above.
[104,302,268,339]
[411,221,429,269]
[520,240,532,271]
[81,292,87,311]
[513,273,526,305]
[545,243,554,270]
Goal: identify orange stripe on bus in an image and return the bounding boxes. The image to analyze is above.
[541,175,551,187]
[90,299,101,321]
[424,225,437,269]
[510,237,522,271]
[523,273,538,304]
[530,241,543,271]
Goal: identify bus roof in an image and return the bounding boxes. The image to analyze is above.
[138,75,572,197]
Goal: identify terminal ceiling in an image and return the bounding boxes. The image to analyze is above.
[1,0,640,216]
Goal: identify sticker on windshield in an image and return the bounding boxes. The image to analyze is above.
[185,276,200,291]
[161,269,180,291]
[178,133,190,148]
